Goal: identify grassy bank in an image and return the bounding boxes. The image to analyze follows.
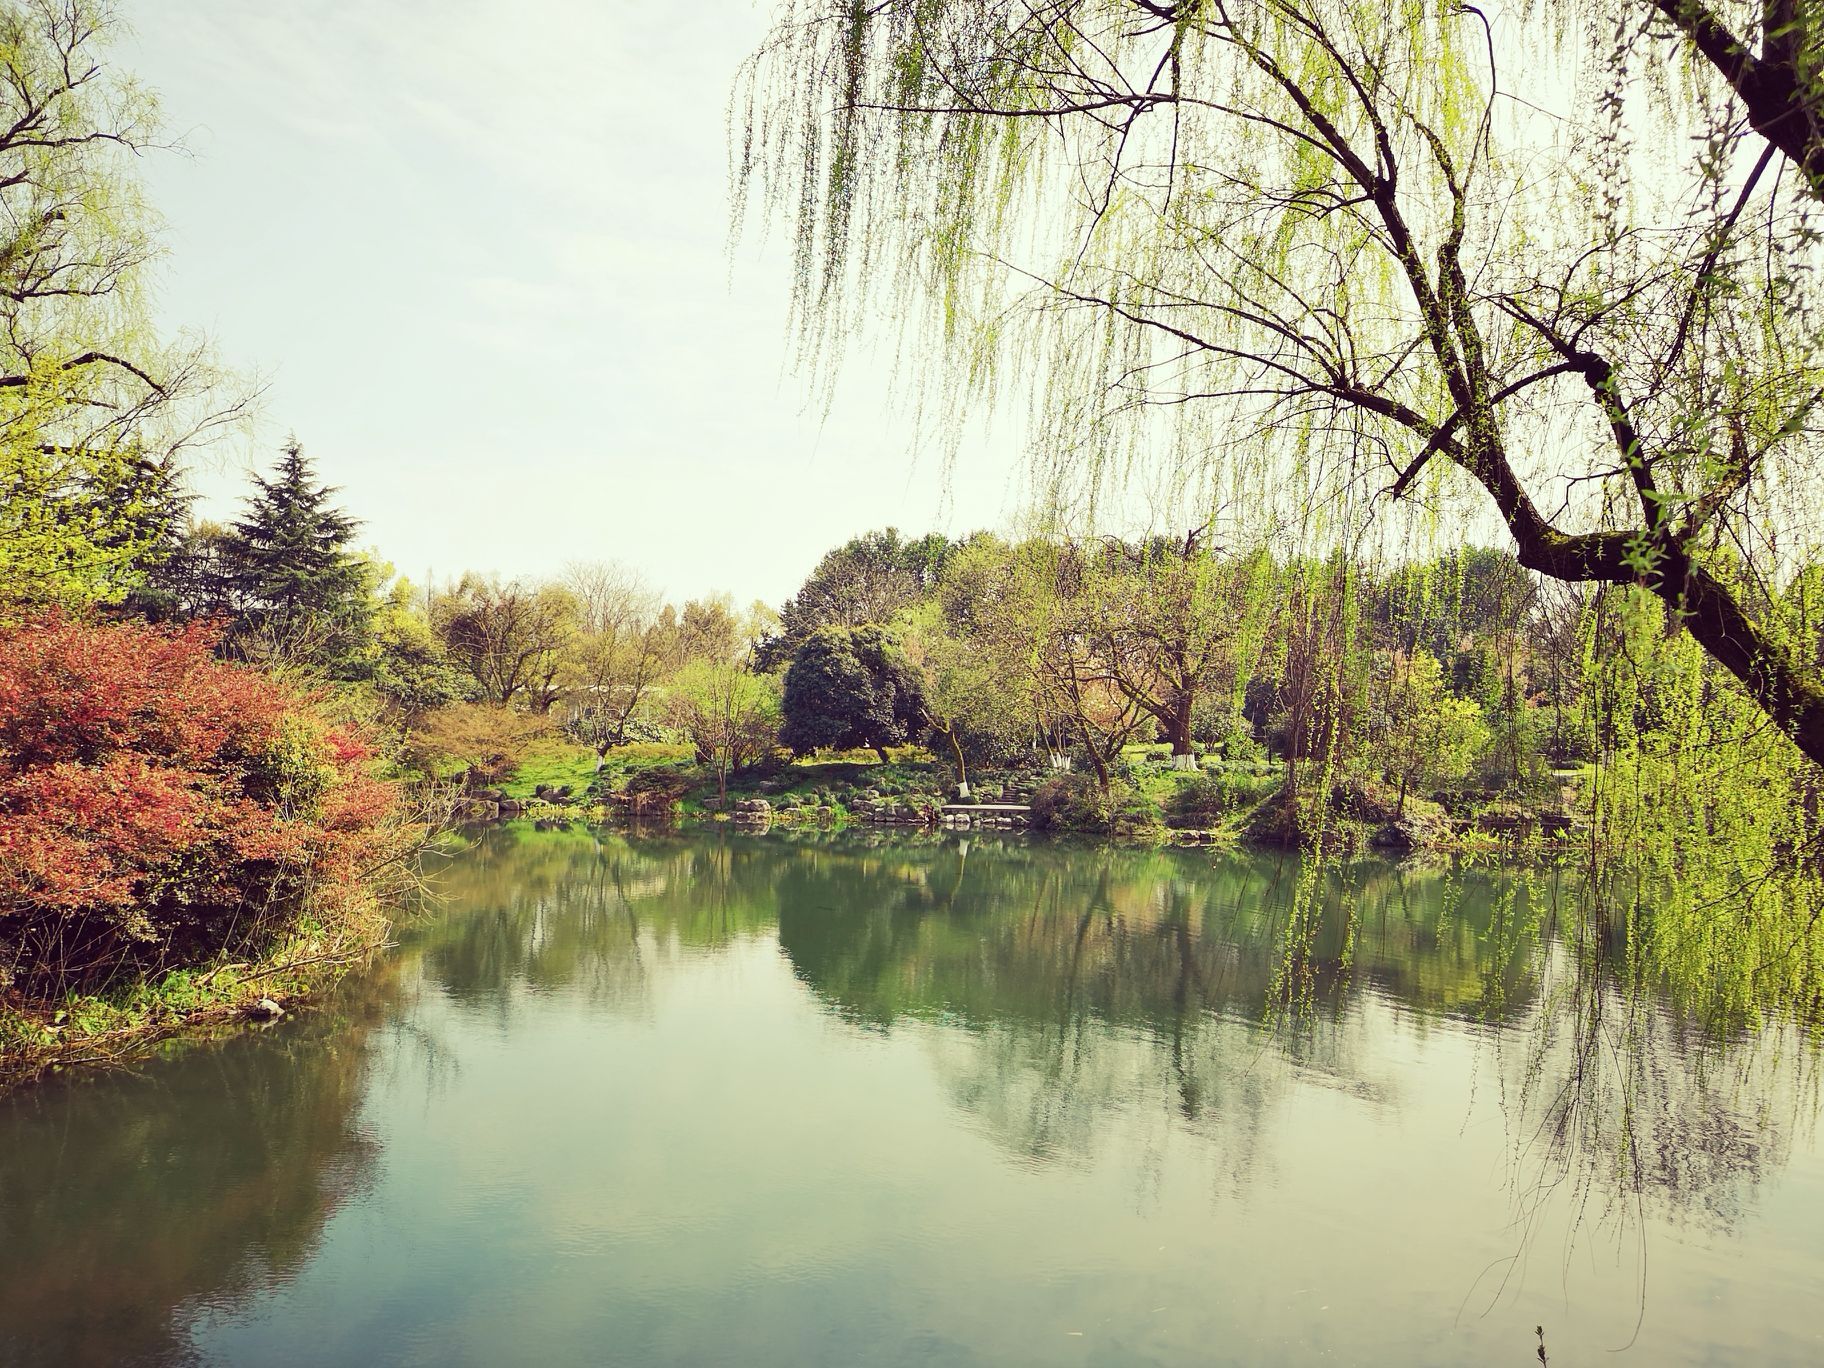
[0,904,396,1094]
[493,738,1582,854]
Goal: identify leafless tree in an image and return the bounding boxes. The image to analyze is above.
[432,574,576,710]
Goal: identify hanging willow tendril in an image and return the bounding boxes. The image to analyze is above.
[733,0,1824,1032]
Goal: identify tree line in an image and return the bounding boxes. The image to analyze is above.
[3,0,1818,838]
[42,398,1816,838]
[101,436,1762,837]
[736,0,1824,770]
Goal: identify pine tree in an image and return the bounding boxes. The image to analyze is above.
[223,440,370,667]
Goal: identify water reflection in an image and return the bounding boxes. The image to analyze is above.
[0,826,1817,1366]
[0,989,391,1366]
[507,835,1811,1207]
[420,829,1810,1224]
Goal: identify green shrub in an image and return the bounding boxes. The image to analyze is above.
[623,764,692,804]
[1031,774,1162,834]
[1031,774,1106,830]
[1219,727,1269,767]
[1165,775,1228,827]
[403,702,552,783]
[1109,787,1165,839]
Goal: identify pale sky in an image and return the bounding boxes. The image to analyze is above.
[121,2,1031,606]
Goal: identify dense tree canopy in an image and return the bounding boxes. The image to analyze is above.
[779,624,926,763]
[431,575,576,711]
[668,660,783,798]
[757,528,956,668]
[736,0,1824,765]
[561,562,668,754]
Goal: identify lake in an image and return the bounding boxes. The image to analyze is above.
[2,826,1819,1366]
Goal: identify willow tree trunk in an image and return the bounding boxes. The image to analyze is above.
[1510,531,1824,768]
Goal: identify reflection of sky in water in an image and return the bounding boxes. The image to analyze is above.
[3,829,1821,1367]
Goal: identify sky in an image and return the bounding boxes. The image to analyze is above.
[119,2,1031,606]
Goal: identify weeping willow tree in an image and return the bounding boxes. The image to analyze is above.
[733,0,1824,766]
[0,0,242,615]
[732,0,1824,1107]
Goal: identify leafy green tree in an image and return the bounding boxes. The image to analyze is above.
[738,0,1824,765]
[662,593,747,671]
[667,661,782,799]
[1380,652,1490,816]
[1089,532,1270,760]
[1250,557,1371,802]
[901,601,1030,795]
[431,574,577,711]
[937,534,1149,789]
[779,625,925,763]
[2,445,194,616]
[757,528,955,668]
[362,573,473,714]
[0,2,241,616]
[119,495,219,623]
[560,562,669,757]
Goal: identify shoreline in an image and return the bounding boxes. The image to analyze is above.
[0,813,1584,1097]
[468,791,1589,860]
[0,920,394,1099]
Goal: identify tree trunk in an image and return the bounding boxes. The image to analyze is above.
[1649,555,1824,768]
[1080,724,1113,792]
[874,744,892,765]
[937,721,969,796]
[1511,532,1824,768]
[1168,688,1196,757]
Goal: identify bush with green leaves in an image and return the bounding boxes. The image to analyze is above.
[1030,773,1161,835]
[1030,774,1109,831]
[623,764,692,801]
[1165,775,1228,828]
[779,625,925,763]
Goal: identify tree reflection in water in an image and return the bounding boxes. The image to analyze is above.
[0,984,394,1366]
[426,827,1815,1244]
[3,825,1815,1364]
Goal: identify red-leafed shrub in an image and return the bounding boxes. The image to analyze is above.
[0,615,408,996]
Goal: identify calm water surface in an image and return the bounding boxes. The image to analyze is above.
[2,827,1820,1366]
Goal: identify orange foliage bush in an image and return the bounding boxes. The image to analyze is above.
[0,615,406,996]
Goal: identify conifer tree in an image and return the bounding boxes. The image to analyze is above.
[223,441,370,668]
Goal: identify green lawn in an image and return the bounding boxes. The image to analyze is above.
[499,736,601,799]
